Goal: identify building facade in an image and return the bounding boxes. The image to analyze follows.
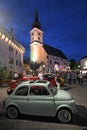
[30,10,69,72]
[0,24,25,73]
[80,55,87,73]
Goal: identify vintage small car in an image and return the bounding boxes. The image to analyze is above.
[3,80,76,123]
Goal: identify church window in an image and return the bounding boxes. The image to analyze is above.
[38,37,40,41]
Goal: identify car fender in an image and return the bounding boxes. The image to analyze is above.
[55,104,73,115]
[6,102,20,113]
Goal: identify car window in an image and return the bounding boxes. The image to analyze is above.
[30,86,49,95]
[42,87,49,95]
[48,84,57,95]
[15,86,28,96]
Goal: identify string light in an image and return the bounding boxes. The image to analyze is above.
[0,33,25,54]
[1,34,5,40]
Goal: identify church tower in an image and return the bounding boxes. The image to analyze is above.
[30,9,46,63]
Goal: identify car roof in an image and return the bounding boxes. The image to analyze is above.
[17,80,50,88]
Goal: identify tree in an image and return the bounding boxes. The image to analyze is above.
[0,67,9,82]
[69,59,76,70]
[30,61,40,75]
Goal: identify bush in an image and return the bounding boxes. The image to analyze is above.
[0,67,9,82]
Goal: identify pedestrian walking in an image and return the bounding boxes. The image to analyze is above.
[78,72,83,85]
[55,73,61,89]
[67,72,72,84]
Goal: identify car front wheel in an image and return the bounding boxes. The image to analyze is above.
[7,106,19,119]
[57,109,72,123]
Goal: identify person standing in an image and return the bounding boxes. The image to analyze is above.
[38,71,43,80]
[13,72,19,80]
[72,72,77,84]
[55,73,61,89]
[78,72,83,85]
[67,72,72,84]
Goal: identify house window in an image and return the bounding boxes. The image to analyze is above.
[9,58,14,64]
[9,46,13,52]
[16,50,18,55]
[16,60,18,65]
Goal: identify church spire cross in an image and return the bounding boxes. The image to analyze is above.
[32,9,41,29]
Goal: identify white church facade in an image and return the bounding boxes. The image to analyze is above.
[30,10,69,72]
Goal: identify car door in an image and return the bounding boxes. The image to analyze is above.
[13,86,29,114]
[27,85,55,116]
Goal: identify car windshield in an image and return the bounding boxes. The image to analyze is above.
[48,83,57,95]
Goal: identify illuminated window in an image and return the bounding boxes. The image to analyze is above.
[85,61,87,67]
[9,58,14,64]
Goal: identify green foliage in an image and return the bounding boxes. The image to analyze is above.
[69,59,80,70]
[0,67,9,82]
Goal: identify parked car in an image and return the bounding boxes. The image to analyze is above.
[3,80,77,123]
[43,73,64,86]
[7,76,40,94]
[7,73,64,95]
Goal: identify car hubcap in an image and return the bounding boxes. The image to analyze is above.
[7,106,18,119]
[58,109,71,123]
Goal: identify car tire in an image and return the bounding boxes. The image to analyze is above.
[7,106,19,119]
[57,108,72,123]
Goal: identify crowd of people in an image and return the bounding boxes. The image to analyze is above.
[10,70,86,90]
[66,71,84,85]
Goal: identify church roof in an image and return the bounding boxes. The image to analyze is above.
[32,9,41,29]
[80,55,87,60]
[43,43,68,59]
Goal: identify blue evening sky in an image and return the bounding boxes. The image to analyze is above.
[0,0,87,61]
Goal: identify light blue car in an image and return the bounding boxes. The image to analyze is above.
[3,80,77,123]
